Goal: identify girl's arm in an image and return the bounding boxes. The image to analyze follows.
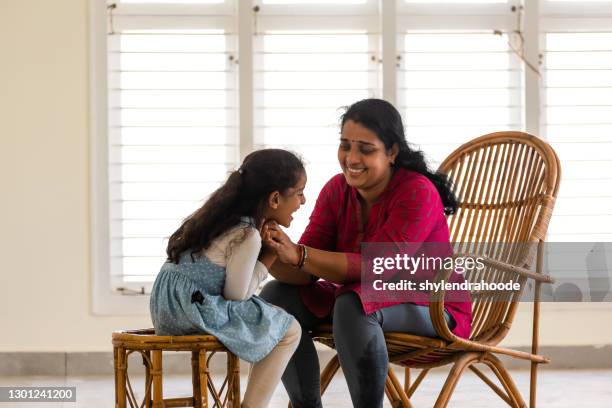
[223,228,268,300]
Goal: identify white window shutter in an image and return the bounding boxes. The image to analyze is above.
[398,30,521,169]
[107,1,238,291]
[252,1,381,241]
[543,31,612,242]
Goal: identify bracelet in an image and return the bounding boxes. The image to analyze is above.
[299,245,308,269]
[294,244,305,269]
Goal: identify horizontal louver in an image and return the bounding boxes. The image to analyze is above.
[107,15,237,289]
[544,32,612,241]
[399,31,520,168]
[254,6,380,240]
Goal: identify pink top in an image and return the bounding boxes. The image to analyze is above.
[298,168,472,339]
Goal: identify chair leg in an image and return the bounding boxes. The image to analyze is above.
[387,366,413,408]
[483,354,527,408]
[434,352,480,408]
[404,367,410,395]
[115,347,127,408]
[151,350,163,408]
[192,351,202,408]
[320,354,341,396]
[530,361,538,408]
[385,375,400,407]
[406,368,430,398]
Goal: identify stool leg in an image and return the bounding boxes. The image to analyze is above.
[115,347,127,408]
[113,347,118,408]
[144,350,152,408]
[199,350,209,408]
[192,351,202,408]
[228,353,241,408]
[151,350,163,408]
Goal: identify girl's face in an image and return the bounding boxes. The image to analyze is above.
[265,172,307,228]
[338,120,398,193]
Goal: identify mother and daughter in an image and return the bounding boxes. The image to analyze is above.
[149,98,472,408]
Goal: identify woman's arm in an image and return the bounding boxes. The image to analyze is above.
[265,225,351,284]
[267,259,317,285]
[266,175,443,284]
[260,221,313,284]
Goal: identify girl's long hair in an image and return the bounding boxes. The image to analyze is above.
[166,149,305,264]
[341,98,458,215]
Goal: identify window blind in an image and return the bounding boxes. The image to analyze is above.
[543,31,612,242]
[107,2,237,290]
[253,1,380,241]
[399,30,520,168]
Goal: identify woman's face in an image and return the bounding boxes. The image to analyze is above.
[338,120,397,193]
[266,172,307,228]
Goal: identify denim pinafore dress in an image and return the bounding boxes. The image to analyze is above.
[150,236,293,363]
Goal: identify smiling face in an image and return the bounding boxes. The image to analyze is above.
[338,120,398,197]
[264,171,307,228]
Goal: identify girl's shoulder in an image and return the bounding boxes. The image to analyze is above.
[239,215,257,228]
[222,220,259,243]
[200,221,259,265]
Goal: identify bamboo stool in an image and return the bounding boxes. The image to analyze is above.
[112,329,240,408]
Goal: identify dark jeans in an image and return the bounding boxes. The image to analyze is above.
[259,281,455,408]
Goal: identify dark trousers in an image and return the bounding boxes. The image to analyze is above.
[259,281,454,408]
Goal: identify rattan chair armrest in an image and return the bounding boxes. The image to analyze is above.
[460,253,555,284]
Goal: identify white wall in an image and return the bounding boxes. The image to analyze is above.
[0,0,151,352]
[0,0,610,352]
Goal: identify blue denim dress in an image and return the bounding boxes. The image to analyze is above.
[150,251,293,363]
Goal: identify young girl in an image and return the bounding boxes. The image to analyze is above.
[150,149,306,408]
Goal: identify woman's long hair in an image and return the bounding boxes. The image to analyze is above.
[341,98,458,215]
[166,149,305,264]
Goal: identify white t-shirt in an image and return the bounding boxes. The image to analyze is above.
[203,225,269,301]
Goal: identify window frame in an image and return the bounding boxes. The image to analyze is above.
[90,0,238,315]
[90,0,612,315]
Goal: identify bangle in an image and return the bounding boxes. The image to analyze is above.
[299,245,308,269]
[294,244,305,269]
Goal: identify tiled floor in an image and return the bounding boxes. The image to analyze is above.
[1,368,611,407]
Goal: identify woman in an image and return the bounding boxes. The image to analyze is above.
[260,99,472,408]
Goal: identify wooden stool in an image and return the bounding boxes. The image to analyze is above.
[112,329,240,408]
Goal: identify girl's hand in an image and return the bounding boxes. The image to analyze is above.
[260,220,277,250]
[263,222,301,266]
[259,220,278,268]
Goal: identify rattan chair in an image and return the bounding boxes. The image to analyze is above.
[310,131,561,408]
[112,328,240,408]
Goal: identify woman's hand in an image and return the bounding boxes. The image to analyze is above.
[263,221,301,266]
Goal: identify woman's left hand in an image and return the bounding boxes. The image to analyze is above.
[263,222,301,266]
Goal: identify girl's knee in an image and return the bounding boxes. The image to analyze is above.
[285,319,302,345]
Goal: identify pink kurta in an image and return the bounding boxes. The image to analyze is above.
[298,168,472,339]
